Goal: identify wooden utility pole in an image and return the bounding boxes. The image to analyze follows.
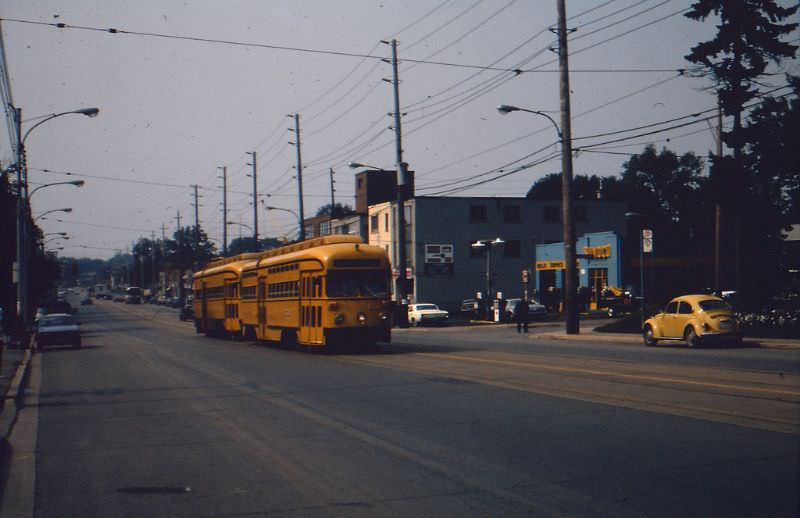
[557,0,579,334]
[385,38,409,306]
[290,114,306,241]
[329,167,336,213]
[218,166,227,256]
[714,103,722,293]
[192,184,200,270]
[247,152,258,249]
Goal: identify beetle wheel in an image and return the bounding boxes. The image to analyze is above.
[642,325,657,347]
[685,326,701,348]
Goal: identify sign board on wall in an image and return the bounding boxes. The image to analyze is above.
[424,244,454,275]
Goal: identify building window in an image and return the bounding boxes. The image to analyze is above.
[320,221,330,236]
[544,206,560,223]
[504,240,522,257]
[370,215,378,233]
[384,213,389,232]
[469,240,484,258]
[305,225,314,238]
[574,205,587,222]
[469,205,488,223]
[504,205,521,223]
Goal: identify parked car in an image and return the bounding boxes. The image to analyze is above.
[504,298,547,321]
[408,303,449,326]
[643,294,741,348]
[35,313,81,349]
[459,299,479,314]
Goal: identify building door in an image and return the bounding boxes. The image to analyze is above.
[589,268,608,308]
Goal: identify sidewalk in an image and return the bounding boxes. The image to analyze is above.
[0,343,33,446]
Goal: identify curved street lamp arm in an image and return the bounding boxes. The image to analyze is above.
[28,180,84,201]
[22,108,100,144]
[497,105,562,138]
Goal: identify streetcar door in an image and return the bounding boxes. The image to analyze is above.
[224,280,239,333]
[299,272,323,345]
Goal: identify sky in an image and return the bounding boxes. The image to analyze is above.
[1,0,797,260]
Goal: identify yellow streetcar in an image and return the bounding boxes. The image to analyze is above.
[193,236,392,348]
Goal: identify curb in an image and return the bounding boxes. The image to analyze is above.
[0,348,33,446]
[537,332,800,350]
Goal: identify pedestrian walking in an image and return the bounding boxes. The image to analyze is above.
[514,299,530,333]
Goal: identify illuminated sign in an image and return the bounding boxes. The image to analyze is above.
[583,244,612,259]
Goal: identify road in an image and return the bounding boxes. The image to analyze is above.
[2,299,798,516]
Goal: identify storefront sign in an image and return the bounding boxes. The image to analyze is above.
[535,260,580,271]
[583,244,612,259]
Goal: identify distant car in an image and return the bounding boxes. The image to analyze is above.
[35,313,81,349]
[459,299,479,314]
[81,297,93,306]
[408,303,449,327]
[504,298,547,321]
[643,294,741,348]
[113,295,126,303]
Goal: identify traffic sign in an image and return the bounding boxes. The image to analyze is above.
[642,229,653,253]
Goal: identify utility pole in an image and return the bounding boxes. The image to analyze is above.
[329,167,336,214]
[161,222,167,295]
[246,152,259,250]
[218,166,227,256]
[14,107,26,333]
[557,0,579,334]
[151,230,157,294]
[192,184,200,270]
[175,209,183,299]
[289,114,306,241]
[714,102,722,294]
[383,38,409,306]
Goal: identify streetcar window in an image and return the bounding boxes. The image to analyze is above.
[326,270,388,298]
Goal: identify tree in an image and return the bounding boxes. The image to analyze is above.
[315,203,353,218]
[737,76,800,304]
[685,0,798,293]
[526,173,625,200]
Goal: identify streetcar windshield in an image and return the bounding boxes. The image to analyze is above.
[326,270,389,298]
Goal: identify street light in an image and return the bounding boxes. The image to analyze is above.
[347,162,383,170]
[227,221,256,251]
[498,103,579,334]
[262,202,302,240]
[471,238,505,320]
[34,207,72,224]
[29,180,85,200]
[348,160,409,307]
[626,212,648,327]
[12,105,99,336]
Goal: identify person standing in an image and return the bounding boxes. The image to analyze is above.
[514,299,530,333]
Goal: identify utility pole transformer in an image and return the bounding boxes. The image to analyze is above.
[557,0,579,334]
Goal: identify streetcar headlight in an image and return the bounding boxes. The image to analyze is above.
[380,312,390,321]
[357,312,367,325]
[334,314,345,325]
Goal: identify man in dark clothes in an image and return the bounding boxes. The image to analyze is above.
[514,299,530,333]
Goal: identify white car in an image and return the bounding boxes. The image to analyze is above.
[408,303,449,327]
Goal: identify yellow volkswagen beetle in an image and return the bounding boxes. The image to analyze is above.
[643,294,741,347]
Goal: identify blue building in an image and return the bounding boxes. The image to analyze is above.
[535,231,622,309]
